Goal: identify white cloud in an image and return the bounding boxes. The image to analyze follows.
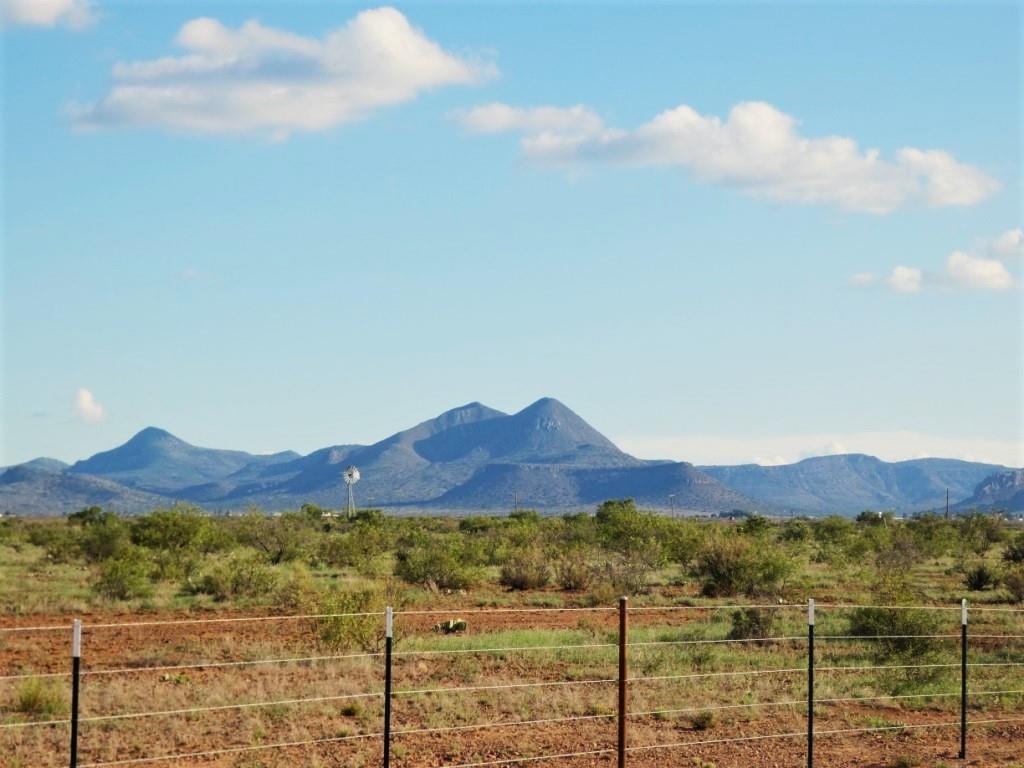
[945,250,1015,292]
[989,228,1023,260]
[73,7,494,138]
[854,230,1020,294]
[2,0,93,28]
[456,100,998,213]
[455,103,603,137]
[72,388,106,423]
[849,272,878,287]
[616,432,1024,468]
[885,266,924,293]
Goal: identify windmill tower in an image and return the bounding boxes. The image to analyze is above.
[342,466,360,519]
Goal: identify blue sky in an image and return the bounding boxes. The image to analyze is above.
[2,1,1021,467]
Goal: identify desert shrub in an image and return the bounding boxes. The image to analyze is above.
[93,547,154,600]
[1003,566,1024,603]
[689,710,715,730]
[956,513,1004,557]
[906,514,957,560]
[738,514,772,536]
[309,589,382,651]
[28,524,80,563]
[591,554,657,595]
[847,606,942,662]
[727,608,777,641]
[77,513,130,563]
[232,511,315,565]
[693,537,793,598]
[394,535,483,591]
[499,548,551,590]
[14,678,67,717]
[318,519,393,576]
[189,550,279,601]
[780,520,811,543]
[554,550,594,591]
[964,563,998,591]
[1003,532,1024,564]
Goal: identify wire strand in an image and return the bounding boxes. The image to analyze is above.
[77,731,382,767]
[628,636,805,647]
[84,611,383,629]
[392,677,617,697]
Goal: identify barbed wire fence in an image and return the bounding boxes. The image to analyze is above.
[1,600,1022,767]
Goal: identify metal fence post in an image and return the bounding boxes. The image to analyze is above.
[959,598,968,760]
[617,596,628,768]
[807,598,815,768]
[383,607,393,768]
[70,619,81,768]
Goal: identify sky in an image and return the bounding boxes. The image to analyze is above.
[2,0,1022,468]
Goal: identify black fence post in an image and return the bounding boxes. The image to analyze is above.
[70,619,81,768]
[617,596,628,768]
[807,598,815,768]
[383,606,393,768]
[959,598,968,760]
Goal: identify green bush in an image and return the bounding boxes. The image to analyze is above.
[189,550,279,601]
[727,608,777,641]
[395,535,483,591]
[94,547,154,600]
[309,589,382,652]
[1003,532,1024,564]
[78,513,131,563]
[499,548,551,590]
[14,679,67,717]
[1002,566,1024,603]
[846,606,942,662]
[28,524,80,563]
[964,563,998,591]
[554,551,594,591]
[693,537,793,598]
[689,710,715,730]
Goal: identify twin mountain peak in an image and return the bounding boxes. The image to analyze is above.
[2,398,1018,515]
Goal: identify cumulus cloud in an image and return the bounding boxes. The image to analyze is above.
[885,266,924,293]
[72,7,494,138]
[72,388,106,423]
[854,229,1020,294]
[455,100,997,213]
[989,228,1024,259]
[945,250,1015,291]
[2,0,93,28]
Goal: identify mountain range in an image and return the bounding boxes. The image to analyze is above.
[1,398,1018,516]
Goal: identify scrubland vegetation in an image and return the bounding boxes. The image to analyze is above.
[1,501,1022,616]
[1,502,1022,768]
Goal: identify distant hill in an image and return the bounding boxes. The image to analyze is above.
[433,460,752,512]
[700,455,1008,514]
[1,400,1012,516]
[0,465,168,515]
[68,427,299,494]
[954,469,1024,512]
[2,457,69,473]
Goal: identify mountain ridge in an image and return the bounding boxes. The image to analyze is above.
[2,399,1016,516]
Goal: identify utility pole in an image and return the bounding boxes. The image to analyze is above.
[946,488,950,520]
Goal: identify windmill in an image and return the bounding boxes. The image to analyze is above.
[342,466,360,518]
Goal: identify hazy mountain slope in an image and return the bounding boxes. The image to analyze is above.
[0,465,167,515]
[1,457,69,473]
[955,469,1024,512]
[433,460,755,511]
[11,400,1012,515]
[701,455,1006,513]
[68,427,299,494]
